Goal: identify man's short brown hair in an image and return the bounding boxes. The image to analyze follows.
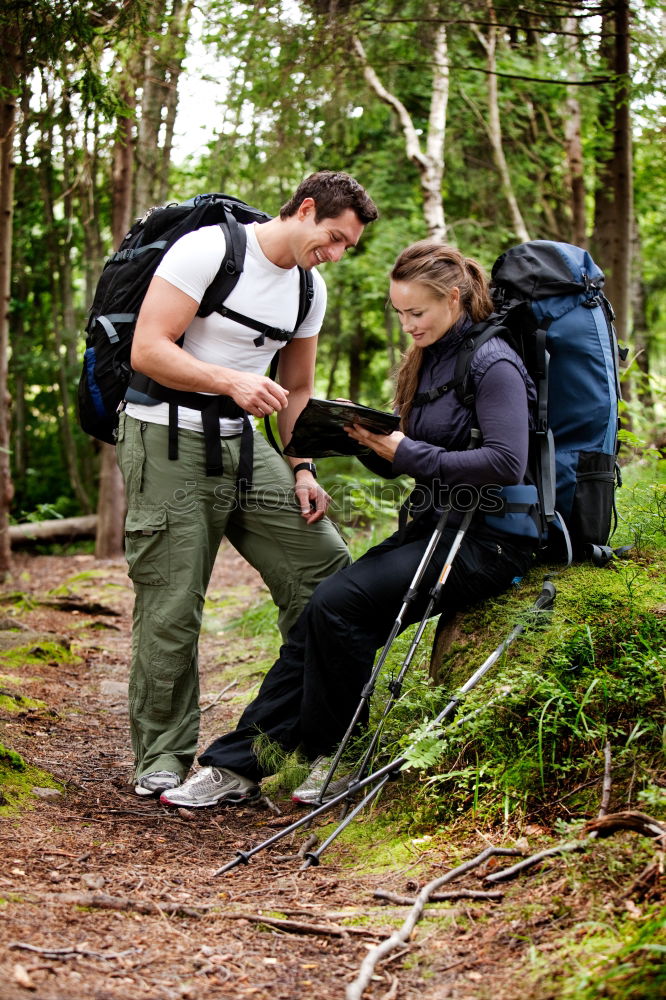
[280,171,379,225]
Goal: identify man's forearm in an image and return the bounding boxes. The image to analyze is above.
[278,386,312,465]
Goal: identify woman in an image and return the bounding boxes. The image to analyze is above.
[160,240,539,810]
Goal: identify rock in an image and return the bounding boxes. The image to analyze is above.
[100,680,129,698]
[81,873,106,890]
[31,786,63,800]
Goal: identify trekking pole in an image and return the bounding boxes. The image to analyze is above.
[313,504,452,806]
[299,577,556,868]
[300,685,522,870]
[348,503,479,795]
[213,579,555,876]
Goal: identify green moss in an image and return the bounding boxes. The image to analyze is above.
[0,743,26,771]
[0,746,63,815]
[0,639,79,669]
[0,692,49,714]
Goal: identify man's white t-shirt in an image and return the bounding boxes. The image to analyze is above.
[125,222,327,435]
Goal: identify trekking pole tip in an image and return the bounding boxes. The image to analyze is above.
[299,852,320,870]
[213,850,251,876]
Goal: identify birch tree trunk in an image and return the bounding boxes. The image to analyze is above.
[351,17,449,241]
[472,1,530,244]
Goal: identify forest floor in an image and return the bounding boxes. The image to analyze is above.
[0,546,661,1000]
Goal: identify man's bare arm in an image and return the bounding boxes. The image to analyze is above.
[131,276,289,417]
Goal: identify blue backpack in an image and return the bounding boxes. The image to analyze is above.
[455,240,624,562]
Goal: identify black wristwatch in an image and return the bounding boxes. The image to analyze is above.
[292,461,317,479]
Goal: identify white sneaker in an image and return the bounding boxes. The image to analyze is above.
[134,770,181,797]
[160,766,260,809]
[291,756,352,805]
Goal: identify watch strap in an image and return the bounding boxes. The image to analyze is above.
[292,461,317,479]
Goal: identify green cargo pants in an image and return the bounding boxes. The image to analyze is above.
[116,412,350,782]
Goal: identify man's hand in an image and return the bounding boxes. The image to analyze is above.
[294,470,331,524]
[345,423,405,461]
[229,373,290,417]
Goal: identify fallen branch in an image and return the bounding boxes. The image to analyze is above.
[485,811,666,886]
[483,840,587,883]
[227,913,378,938]
[9,515,97,545]
[9,941,135,961]
[30,891,219,918]
[584,810,666,844]
[346,845,522,1000]
[374,888,503,905]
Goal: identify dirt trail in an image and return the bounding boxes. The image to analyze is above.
[0,547,619,1000]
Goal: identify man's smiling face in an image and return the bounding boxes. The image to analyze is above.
[294,198,365,270]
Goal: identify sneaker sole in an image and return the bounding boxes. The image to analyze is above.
[160,788,261,809]
[135,783,181,797]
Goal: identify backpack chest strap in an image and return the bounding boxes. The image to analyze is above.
[216,304,297,347]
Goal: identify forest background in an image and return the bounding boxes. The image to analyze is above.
[0,0,665,569]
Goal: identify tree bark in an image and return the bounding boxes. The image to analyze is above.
[0,29,20,579]
[9,515,97,544]
[592,1,633,345]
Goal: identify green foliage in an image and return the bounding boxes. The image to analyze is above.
[550,905,666,1000]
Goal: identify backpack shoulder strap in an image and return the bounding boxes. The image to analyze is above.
[452,321,503,407]
[297,267,315,330]
[197,214,247,318]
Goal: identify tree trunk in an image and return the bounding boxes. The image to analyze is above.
[0,31,20,578]
[564,95,587,246]
[351,15,448,241]
[94,75,137,560]
[134,0,192,212]
[37,113,92,514]
[592,1,633,346]
[95,445,125,558]
[473,1,530,244]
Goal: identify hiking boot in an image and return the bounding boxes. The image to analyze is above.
[134,770,181,797]
[159,766,260,809]
[291,756,353,805]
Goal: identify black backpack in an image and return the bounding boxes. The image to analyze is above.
[77,193,314,453]
[445,241,624,562]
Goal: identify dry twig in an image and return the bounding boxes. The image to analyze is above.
[374,888,503,905]
[201,680,238,713]
[227,913,378,938]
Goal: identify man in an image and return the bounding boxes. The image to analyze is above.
[117,171,378,797]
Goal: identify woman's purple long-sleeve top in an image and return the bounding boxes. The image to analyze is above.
[364,316,536,498]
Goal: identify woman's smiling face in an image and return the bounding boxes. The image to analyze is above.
[390,280,461,348]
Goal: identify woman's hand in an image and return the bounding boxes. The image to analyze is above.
[345,424,405,461]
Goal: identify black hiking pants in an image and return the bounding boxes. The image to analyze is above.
[199,519,534,782]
